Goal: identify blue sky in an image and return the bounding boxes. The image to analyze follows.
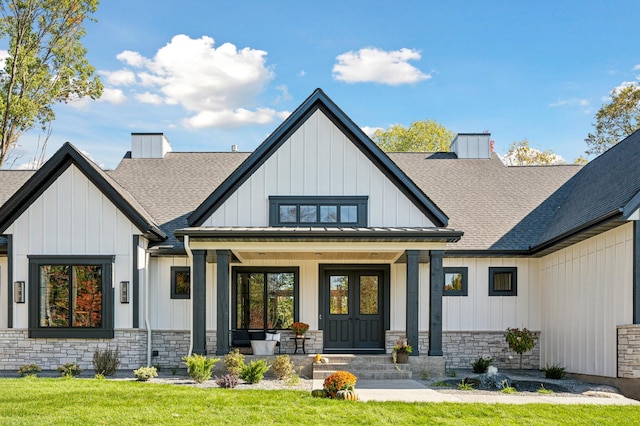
[7,0,640,169]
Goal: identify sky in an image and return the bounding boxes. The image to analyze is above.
[5,0,640,169]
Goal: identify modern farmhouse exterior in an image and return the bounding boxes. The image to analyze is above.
[0,89,639,382]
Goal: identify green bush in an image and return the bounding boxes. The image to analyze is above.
[471,356,493,374]
[93,346,120,376]
[57,362,82,378]
[133,366,158,382]
[183,354,220,383]
[272,354,295,380]
[223,349,246,377]
[18,363,42,377]
[240,359,270,384]
[543,364,566,379]
[505,327,538,371]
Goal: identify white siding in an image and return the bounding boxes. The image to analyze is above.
[204,110,434,227]
[5,165,140,329]
[539,223,634,377]
[441,258,540,332]
[0,258,6,328]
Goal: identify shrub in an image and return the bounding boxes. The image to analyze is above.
[505,327,538,371]
[93,346,120,376]
[240,359,271,384]
[543,364,566,379]
[272,354,295,380]
[471,356,493,374]
[224,349,246,377]
[457,379,474,391]
[94,373,105,380]
[537,384,555,394]
[183,354,220,384]
[133,366,158,381]
[215,374,239,388]
[57,362,82,378]
[323,371,357,398]
[18,364,42,377]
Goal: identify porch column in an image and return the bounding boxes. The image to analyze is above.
[406,250,419,356]
[216,250,230,355]
[429,250,444,356]
[192,249,207,355]
[634,222,640,324]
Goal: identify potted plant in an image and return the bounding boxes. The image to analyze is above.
[291,322,309,337]
[392,337,412,364]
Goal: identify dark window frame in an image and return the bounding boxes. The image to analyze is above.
[231,266,299,331]
[443,267,468,296]
[268,196,368,227]
[489,267,518,296]
[28,255,114,338]
[171,266,191,299]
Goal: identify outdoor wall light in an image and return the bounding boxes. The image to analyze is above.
[120,281,130,304]
[14,281,25,303]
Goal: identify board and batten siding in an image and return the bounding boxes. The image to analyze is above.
[539,222,634,378]
[4,165,141,329]
[203,109,434,227]
[0,257,6,328]
[441,258,540,332]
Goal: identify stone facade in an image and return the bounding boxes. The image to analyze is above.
[618,325,640,379]
[441,330,541,370]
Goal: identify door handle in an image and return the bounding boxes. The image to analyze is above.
[319,314,322,320]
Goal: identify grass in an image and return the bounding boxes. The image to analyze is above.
[0,378,638,425]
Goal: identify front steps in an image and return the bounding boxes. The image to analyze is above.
[312,355,412,380]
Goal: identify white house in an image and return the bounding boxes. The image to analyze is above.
[0,89,638,387]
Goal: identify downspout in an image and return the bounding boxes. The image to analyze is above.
[145,250,152,367]
[184,235,194,356]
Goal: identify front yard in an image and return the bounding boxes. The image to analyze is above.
[0,378,638,425]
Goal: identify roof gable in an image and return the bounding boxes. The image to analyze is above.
[188,89,449,227]
[0,142,166,241]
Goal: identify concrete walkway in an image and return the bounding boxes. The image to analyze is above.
[313,379,640,405]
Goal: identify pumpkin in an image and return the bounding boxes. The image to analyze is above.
[311,389,329,398]
[336,390,359,401]
[314,354,323,363]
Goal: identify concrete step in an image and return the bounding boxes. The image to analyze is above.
[312,368,412,380]
[312,354,413,380]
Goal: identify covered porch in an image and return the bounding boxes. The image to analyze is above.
[176,227,462,358]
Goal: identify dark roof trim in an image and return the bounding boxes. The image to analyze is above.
[175,227,462,243]
[188,88,449,228]
[444,250,531,258]
[0,142,166,241]
[623,190,640,219]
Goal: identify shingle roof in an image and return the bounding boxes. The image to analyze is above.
[0,170,35,249]
[388,152,582,251]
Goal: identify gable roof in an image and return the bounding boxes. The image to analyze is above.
[0,170,35,253]
[187,88,450,228]
[0,142,166,241]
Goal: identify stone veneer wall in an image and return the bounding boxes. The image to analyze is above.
[0,329,147,370]
[618,325,640,378]
[442,331,540,370]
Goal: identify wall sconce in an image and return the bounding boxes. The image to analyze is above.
[14,281,25,303]
[120,281,129,304]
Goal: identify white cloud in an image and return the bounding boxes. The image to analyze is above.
[549,98,591,113]
[136,91,164,105]
[112,34,280,128]
[333,47,431,85]
[98,88,126,104]
[274,85,291,103]
[633,64,640,71]
[101,69,136,86]
[361,126,382,137]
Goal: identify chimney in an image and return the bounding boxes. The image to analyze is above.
[450,133,492,159]
[231,144,239,152]
[131,133,172,159]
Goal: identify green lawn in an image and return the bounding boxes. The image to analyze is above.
[0,378,637,425]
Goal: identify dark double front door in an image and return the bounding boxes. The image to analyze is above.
[322,266,386,352]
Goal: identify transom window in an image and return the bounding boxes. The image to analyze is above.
[28,256,114,338]
[233,267,299,330]
[443,267,468,296]
[489,267,517,296]
[269,196,368,227]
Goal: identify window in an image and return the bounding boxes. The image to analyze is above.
[269,196,368,227]
[443,267,468,296]
[233,267,298,330]
[28,256,114,338]
[171,266,190,299]
[489,267,517,296]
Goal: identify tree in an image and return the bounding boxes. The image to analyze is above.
[585,83,640,156]
[372,119,455,152]
[502,139,565,166]
[505,327,538,372]
[0,0,103,168]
